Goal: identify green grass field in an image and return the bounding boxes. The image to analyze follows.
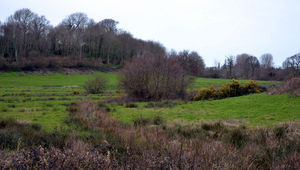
[112,94,300,127]
[0,72,297,131]
[0,72,119,131]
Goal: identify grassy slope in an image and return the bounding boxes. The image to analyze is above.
[0,72,290,131]
[112,94,300,127]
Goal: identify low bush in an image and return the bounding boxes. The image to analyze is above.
[201,122,225,132]
[66,103,78,113]
[125,103,138,108]
[193,86,219,100]
[145,100,181,108]
[194,79,263,101]
[152,115,164,125]
[73,90,80,95]
[268,77,300,96]
[0,118,67,150]
[133,115,164,126]
[83,75,107,94]
[273,125,288,140]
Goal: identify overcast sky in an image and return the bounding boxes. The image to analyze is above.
[1,0,300,66]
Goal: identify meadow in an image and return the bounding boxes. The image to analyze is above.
[0,72,119,131]
[0,71,296,132]
[1,71,300,169]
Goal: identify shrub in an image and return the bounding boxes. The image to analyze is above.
[83,75,107,94]
[145,100,180,108]
[152,115,164,125]
[273,125,288,140]
[125,103,138,108]
[220,79,241,97]
[241,80,262,94]
[73,90,80,95]
[194,79,263,101]
[31,124,42,131]
[97,102,111,112]
[1,108,8,112]
[66,103,78,113]
[120,55,191,101]
[268,78,300,96]
[193,86,218,101]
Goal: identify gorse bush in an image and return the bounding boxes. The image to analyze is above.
[193,86,219,100]
[241,80,261,94]
[194,79,263,101]
[83,75,107,94]
[220,79,242,97]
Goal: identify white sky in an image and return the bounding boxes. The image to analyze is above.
[1,0,300,67]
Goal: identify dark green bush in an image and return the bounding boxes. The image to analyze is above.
[125,103,138,108]
[145,100,180,108]
[152,115,164,125]
[273,125,288,140]
[31,124,42,131]
[83,75,107,94]
[98,102,111,112]
[1,108,8,112]
[0,118,67,150]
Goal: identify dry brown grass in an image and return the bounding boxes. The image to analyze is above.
[268,77,300,96]
[1,102,300,169]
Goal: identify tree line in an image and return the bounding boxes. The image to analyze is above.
[0,8,165,66]
[203,53,300,80]
[0,8,299,80]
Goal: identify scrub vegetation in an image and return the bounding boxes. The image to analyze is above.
[0,7,299,169]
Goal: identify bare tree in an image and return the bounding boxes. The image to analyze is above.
[99,19,119,32]
[60,12,89,56]
[0,9,171,70]
[7,8,36,58]
[235,54,251,78]
[174,50,205,76]
[29,15,50,55]
[224,56,234,78]
[61,12,88,30]
[121,55,189,100]
[235,54,260,79]
[260,53,274,68]
[247,56,260,78]
[283,54,300,77]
